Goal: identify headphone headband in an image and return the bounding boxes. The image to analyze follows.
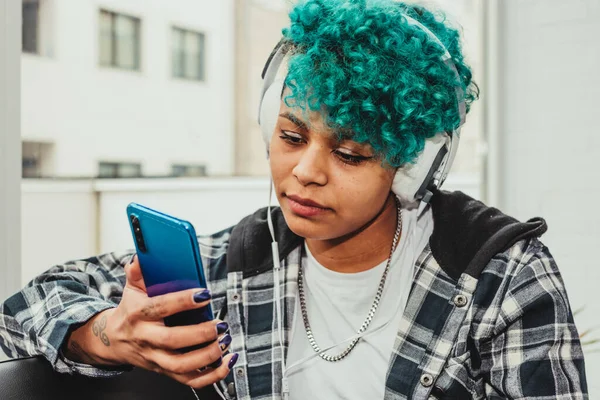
[258,40,287,128]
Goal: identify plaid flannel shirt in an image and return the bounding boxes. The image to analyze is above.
[0,192,589,399]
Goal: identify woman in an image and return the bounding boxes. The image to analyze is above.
[0,0,588,399]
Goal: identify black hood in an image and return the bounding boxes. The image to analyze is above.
[429,189,546,280]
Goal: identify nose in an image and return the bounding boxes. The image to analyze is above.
[292,142,328,187]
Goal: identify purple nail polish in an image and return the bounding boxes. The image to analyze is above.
[193,290,211,303]
[216,322,229,334]
[228,353,239,369]
[219,334,232,350]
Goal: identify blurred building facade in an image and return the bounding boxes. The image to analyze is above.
[21,0,235,178]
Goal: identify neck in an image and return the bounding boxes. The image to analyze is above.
[305,194,400,274]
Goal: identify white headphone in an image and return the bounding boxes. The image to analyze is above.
[258,13,467,206]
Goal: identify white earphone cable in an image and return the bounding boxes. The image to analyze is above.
[189,383,226,400]
[266,176,288,399]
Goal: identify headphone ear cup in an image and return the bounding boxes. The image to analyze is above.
[392,133,450,205]
[259,78,285,158]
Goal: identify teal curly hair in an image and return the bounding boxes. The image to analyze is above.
[282,0,479,167]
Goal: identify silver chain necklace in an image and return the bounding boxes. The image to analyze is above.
[298,197,403,362]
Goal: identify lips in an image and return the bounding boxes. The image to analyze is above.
[285,194,330,218]
[286,195,328,209]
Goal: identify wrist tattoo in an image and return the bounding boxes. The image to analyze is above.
[92,315,111,346]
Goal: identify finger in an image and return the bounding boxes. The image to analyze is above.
[150,340,224,375]
[158,363,221,389]
[125,254,147,291]
[219,333,232,353]
[141,321,224,350]
[187,353,239,389]
[137,288,212,320]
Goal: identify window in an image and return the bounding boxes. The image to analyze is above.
[22,141,54,178]
[22,0,40,53]
[171,164,207,177]
[99,10,141,70]
[98,162,142,178]
[172,27,205,81]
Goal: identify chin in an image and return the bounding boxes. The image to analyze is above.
[280,208,341,241]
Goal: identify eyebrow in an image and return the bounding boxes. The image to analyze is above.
[279,112,308,131]
[278,112,363,147]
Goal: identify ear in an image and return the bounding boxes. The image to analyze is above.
[259,78,285,158]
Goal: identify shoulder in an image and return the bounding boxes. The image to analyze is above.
[473,237,573,336]
[197,206,301,282]
[476,237,555,294]
[198,225,234,262]
[196,207,274,263]
[197,224,236,287]
[429,189,547,280]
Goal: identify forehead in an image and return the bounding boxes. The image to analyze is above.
[279,98,356,142]
[279,98,326,127]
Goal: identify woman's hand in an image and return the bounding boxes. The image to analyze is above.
[64,255,238,389]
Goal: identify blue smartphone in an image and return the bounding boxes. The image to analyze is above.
[126,203,213,328]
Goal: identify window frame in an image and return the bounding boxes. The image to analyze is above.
[171,163,207,177]
[22,0,40,54]
[171,26,206,81]
[98,9,142,71]
[0,1,22,299]
[98,161,143,179]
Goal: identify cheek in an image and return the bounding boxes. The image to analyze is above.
[334,169,394,210]
[269,140,293,185]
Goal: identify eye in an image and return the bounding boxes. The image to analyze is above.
[333,149,371,165]
[279,130,305,145]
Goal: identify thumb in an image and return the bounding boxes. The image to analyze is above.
[125,254,147,292]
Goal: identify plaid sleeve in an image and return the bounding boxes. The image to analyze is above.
[480,241,588,399]
[0,250,134,377]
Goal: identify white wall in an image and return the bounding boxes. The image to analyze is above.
[21,0,235,177]
[0,0,21,363]
[0,0,22,310]
[21,181,98,284]
[498,0,600,390]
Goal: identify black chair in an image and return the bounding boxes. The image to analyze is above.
[0,356,222,400]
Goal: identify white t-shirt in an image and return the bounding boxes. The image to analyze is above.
[286,206,433,400]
